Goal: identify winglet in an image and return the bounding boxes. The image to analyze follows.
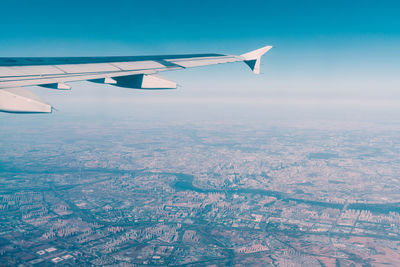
[241,45,273,74]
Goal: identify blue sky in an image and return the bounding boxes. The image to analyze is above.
[1,0,400,115]
[2,0,399,51]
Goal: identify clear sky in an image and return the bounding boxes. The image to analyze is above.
[1,0,400,119]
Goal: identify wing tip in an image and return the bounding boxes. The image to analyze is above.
[241,45,273,74]
[241,45,273,61]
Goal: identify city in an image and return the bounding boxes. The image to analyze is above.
[1,116,400,266]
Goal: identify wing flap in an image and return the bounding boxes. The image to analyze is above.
[12,65,65,76]
[90,74,176,89]
[0,69,159,88]
[0,87,52,113]
[110,61,166,71]
[167,56,241,68]
[54,63,120,73]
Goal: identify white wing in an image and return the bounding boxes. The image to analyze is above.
[0,45,272,113]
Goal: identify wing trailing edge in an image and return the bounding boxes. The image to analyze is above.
[0,87,52,113]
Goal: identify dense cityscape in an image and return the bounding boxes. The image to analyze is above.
[1,115,400,266]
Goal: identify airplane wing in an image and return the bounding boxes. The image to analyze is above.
[0,45,272,113]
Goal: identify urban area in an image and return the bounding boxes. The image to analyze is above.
[1,117,400,266]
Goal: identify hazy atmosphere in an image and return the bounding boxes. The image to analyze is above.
[1,0,400,266]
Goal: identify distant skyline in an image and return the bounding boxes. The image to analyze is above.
[1,0,400,113]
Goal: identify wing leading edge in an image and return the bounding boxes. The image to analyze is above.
[0,45,272,113]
